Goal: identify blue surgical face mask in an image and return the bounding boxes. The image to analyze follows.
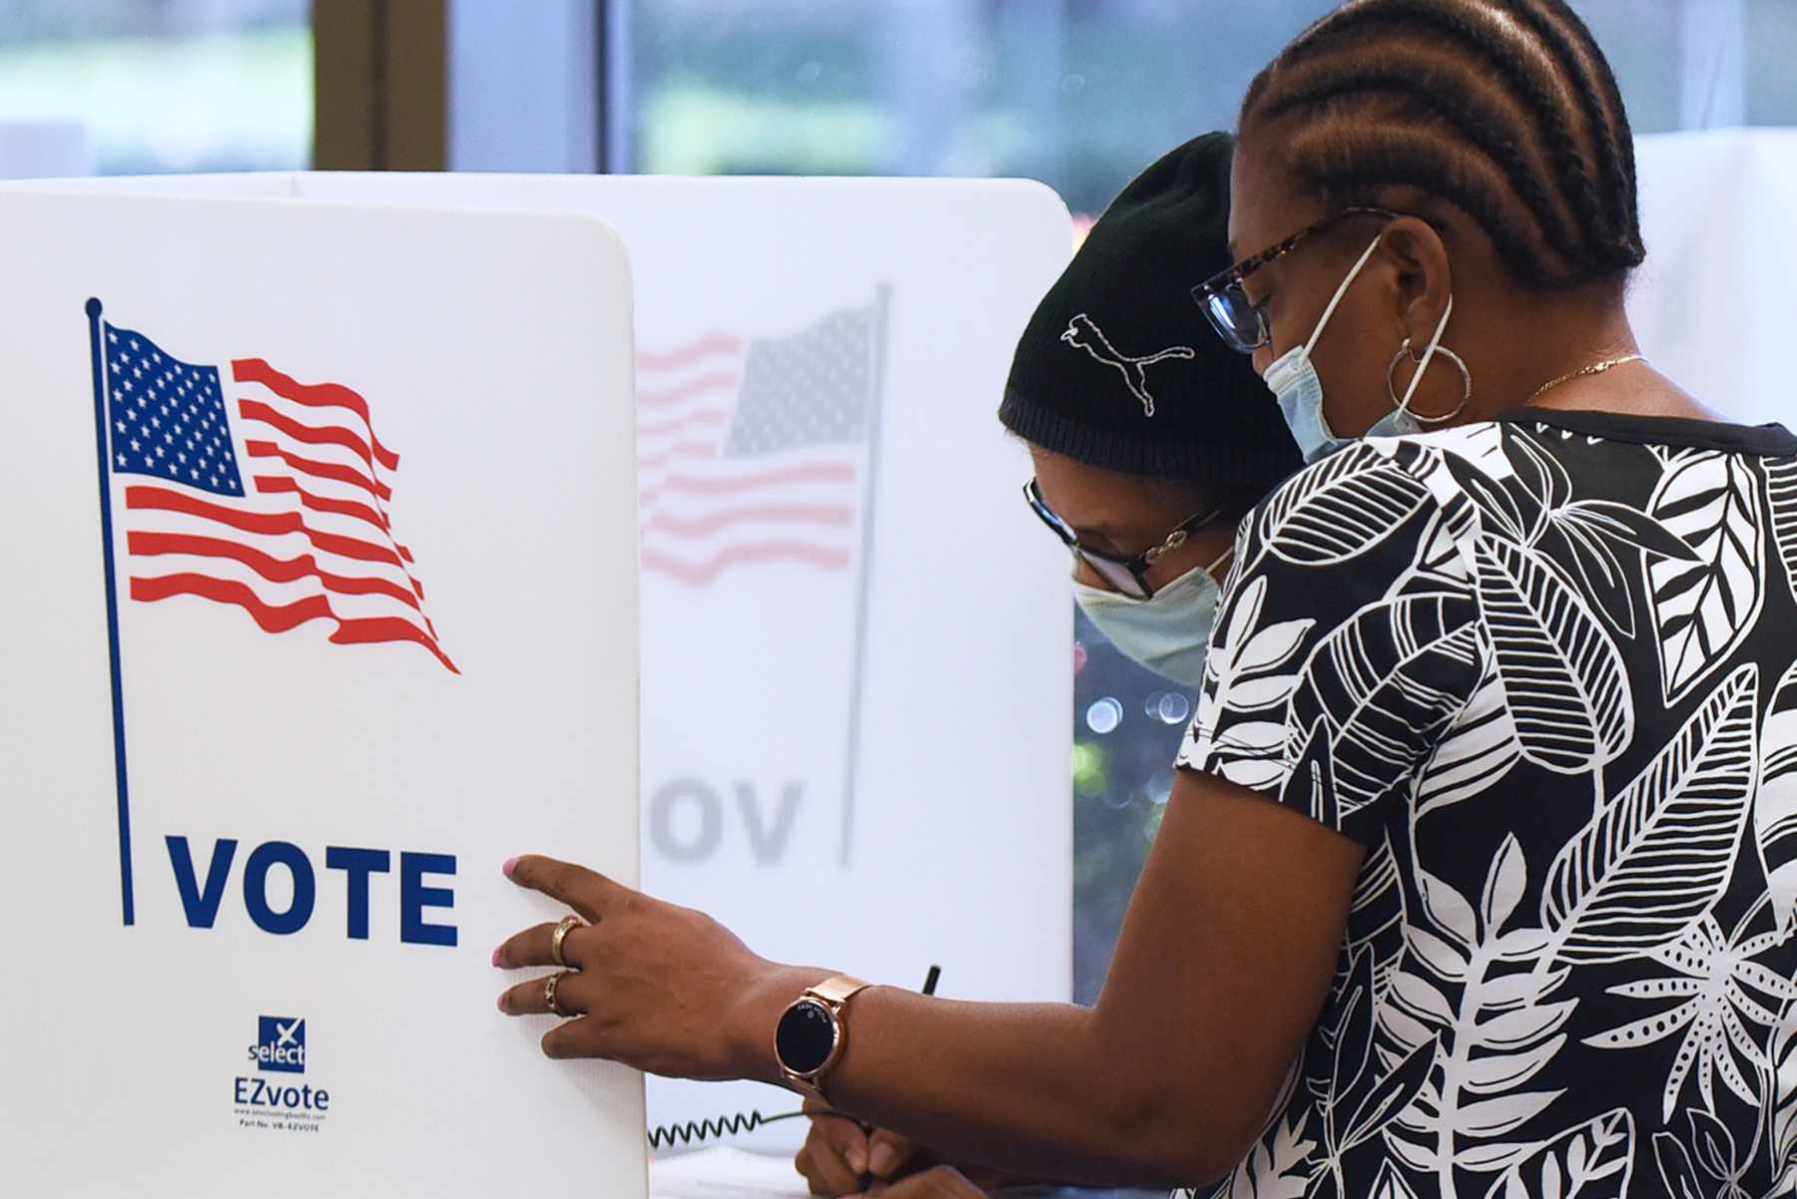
[1071,552,1228,689]
[1262,234,1455,463]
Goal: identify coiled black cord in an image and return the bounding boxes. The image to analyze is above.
[647,1107,831,1151]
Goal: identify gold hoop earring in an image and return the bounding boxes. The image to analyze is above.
[1387,337,1472,425]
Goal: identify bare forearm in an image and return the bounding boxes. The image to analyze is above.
[830,991,1136,1184]
[732,972,1208,1188]
[714,785,1356,1189]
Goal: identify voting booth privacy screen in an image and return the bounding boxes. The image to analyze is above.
[284,173,1078,1141]
[0,190,646,1195]
[0,171,1075,1185]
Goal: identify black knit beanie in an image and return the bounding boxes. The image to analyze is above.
[998,132,1300,486]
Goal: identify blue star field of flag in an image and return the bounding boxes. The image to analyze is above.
[105,323,245,497]
[723,303,875,458]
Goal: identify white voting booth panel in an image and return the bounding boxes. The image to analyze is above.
[1631,129,1797,427]
[286,173,1078,1145]
[5,172,1077,1156]
[0,191,646,1195]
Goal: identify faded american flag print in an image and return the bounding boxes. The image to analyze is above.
[636,300,884,587]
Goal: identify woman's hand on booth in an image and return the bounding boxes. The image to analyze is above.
[490,853,825,1081]
[488,773,1364,1189]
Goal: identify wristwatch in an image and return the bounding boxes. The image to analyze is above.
[774,974,871,1100]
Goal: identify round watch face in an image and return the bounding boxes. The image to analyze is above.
[775,999,838,1075]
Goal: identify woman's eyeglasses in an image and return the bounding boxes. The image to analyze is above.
[1191,206,1404,354]
[1024,480,1218,600]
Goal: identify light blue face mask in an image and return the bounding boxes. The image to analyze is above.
[1262,235,1457,463]
[1071,552,1228,689]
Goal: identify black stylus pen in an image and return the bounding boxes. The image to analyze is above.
[856,964,942,1191]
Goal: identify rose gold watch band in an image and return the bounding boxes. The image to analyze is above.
[810,974,872,1007]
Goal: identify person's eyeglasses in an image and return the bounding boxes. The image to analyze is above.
[1024,479,1218,600]
[1191,206,1404,354]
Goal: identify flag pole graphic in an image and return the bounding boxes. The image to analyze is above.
[85,298,135,926]
[838,284,893,868]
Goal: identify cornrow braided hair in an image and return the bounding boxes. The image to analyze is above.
[1240,0,1646,289]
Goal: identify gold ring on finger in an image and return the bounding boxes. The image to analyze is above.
[551,914,585,968]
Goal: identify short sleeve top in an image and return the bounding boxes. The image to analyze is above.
[1175,412,1797,1199]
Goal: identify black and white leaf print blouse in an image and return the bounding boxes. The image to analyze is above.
[1175,411,1797,1199]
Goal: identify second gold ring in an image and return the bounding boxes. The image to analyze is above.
[544,971,574,1017]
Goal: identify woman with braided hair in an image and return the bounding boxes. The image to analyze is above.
[482,5,1797,1197]
[1179,0,1797,1195]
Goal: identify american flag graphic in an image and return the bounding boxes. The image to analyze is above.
[637,299,884,586]
[97,320,456,673]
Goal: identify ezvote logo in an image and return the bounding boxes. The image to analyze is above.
[251,1017,306,1074]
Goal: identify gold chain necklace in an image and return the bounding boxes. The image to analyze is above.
[1528,353,1647,402]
